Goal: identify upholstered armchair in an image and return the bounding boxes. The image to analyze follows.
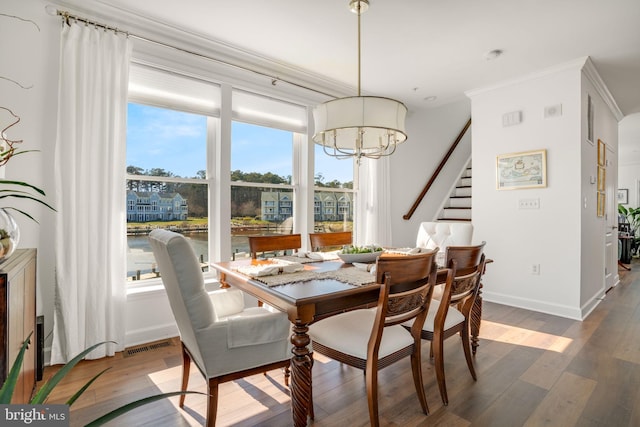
[149,229,291,427]
[416,222,474,253]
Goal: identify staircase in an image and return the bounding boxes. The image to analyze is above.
[439,161,472,222]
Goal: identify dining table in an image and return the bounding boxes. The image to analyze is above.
[210,255,485,427]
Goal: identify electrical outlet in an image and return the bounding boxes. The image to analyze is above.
[531,264,540,275]
[518,198,540,209]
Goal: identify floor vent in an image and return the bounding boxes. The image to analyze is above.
[123,339,173,358]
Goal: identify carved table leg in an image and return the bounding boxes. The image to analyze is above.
[290,321,313,427]
[218,272,230,288]
[470,282,482,355]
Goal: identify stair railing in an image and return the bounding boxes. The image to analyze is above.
[403,117,472,220]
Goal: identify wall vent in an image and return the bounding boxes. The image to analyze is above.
[123,339,173,358]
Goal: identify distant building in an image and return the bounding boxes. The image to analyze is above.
[314,192,353,221]
[261,192,293,222]
[260,191,353,222]
[127,191,188,222]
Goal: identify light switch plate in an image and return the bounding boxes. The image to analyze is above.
[519,198,540,209]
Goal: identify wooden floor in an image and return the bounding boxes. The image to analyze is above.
[41,261,640,426]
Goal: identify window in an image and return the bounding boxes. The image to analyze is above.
[125,62,357,283]
[313,145,354,233]
[126,103,211,282]
[230,120,295,258]
[126,63,219,284]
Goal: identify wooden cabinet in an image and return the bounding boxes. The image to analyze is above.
[0,249,37,403]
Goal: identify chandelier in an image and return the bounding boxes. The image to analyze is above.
[312,0,408,163]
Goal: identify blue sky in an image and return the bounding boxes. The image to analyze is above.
[126,103,353,183]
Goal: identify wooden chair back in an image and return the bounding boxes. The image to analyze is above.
[373,250,441,338]
[443,242,486,308]
[308,231,352,251]
[248,234,302,259]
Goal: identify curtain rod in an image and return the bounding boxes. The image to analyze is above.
[51,8,338,99]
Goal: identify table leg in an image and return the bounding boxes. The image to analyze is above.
[470,283,482,355]
[290,321,313,427]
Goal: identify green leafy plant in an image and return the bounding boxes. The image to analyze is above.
[1,106,55,222]
[619,204,640,235]
[0,334,203,426]
[341,245,384,254]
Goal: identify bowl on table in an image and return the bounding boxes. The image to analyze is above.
[337,250,384,264]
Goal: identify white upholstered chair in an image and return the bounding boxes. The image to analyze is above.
[416,222,474,253]
[149,229,291,427]
[416,221,474,300]
[309,250,443,426]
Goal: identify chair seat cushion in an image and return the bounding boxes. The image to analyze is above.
[309,309,414,360]
[219,307,291,349]
[404,300,465,332]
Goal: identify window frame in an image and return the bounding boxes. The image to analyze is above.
[125,60,356,290]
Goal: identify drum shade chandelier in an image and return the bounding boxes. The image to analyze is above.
[312,0,408,163]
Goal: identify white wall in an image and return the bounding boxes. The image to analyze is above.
[2,0,60,353]
[580,69,619,308]
[389,99,472,248]
[468,58,620,320]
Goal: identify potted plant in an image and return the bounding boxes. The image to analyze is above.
[0,334,201,426]
[618,204,640,257]
[0,106,55,261]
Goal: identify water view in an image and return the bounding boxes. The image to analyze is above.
[127,231,261,280]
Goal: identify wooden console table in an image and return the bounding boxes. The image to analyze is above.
[0,249,37,403]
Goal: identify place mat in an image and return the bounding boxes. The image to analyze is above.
[233,259,304,277]
[275,250,340,263]
[255,266,376,288]
[274,255,317,264]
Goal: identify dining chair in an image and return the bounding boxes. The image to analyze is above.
[149,229,291,427]
[309,249,446,426]
[248,233,302,259]
[406,242,486,406]
[416,221,474,252]
[308,231,352,251]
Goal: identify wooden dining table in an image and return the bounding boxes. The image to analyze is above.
[210,257,485,427]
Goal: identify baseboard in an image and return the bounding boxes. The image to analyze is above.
[41,323,179,369]
[124,323,179,348]
[580,290,606,320]
[482,291,584,320]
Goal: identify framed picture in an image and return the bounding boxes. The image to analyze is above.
[496,149,547,190]
[587,94,594,145]
[617,188,629,205]
[597,192,605,217]
[597,166,605,191]
[597,139,605,166]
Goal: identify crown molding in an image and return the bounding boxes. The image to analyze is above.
[582,57,624,121]
[465,57,589,98]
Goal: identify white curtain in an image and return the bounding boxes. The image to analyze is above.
[355,157,393,247]
[51,22,132,363]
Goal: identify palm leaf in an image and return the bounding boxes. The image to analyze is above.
[0,179,47,196]
[0,194,56,212]
[0,333,32,403]
[84,391,207,427]
[1,207,37,222]
[30,341,116,404]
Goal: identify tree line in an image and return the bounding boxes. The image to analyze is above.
[126,166,353,220]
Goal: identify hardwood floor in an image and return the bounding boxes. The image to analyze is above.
[41,261,640,426]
